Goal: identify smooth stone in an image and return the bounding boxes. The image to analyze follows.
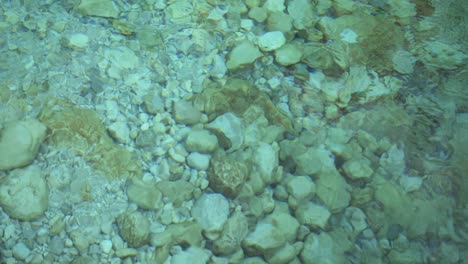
[187,152,211,171]
[257,31,286,52]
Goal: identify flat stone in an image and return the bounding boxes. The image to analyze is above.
[75,0,120,18]
[226,40,262,70]
[185,129,218,153]
[63,33,89,51]
[257,31,286,52]
[173,100,202,125]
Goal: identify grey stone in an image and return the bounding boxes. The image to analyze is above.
[257,31,286,52]
[185,130,218,153]
[173,100,202,125]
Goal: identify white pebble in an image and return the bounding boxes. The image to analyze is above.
[100,239,113,254]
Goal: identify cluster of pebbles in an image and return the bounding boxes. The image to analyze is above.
[0,0,467,263]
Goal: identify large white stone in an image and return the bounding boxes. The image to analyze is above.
[63,33,89,51]
[191,193,229,239]
[0,119,47,170]
[0,165,49,221]
[257,31,286,52]
[187,152,211,171]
